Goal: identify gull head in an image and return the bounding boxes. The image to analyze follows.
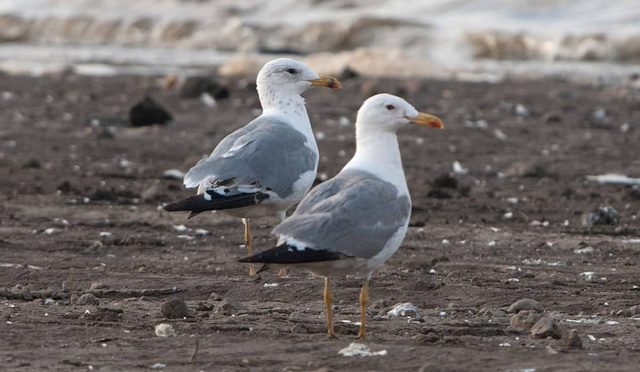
[256,58,341,96]
[356,93,444,133]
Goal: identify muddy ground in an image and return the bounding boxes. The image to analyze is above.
[0,71,639,371]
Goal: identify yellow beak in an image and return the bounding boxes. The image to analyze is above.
[406,112,445,129]
[308,74,342,90]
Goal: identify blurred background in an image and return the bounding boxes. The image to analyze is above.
[1,0,639,83]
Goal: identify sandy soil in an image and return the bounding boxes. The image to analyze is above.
[1,72,639,371]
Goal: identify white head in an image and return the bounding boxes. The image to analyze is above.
[356,94,444,134]
[256,58,340,109]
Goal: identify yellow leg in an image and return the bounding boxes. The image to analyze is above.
[277,268,288,277]
[242,218,256,277]
[357,278,369,339]
[324,277,335,339]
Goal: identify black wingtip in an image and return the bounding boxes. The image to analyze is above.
[164,191,269,214]
[238,243,350,264]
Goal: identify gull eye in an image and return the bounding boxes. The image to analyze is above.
[385,104,395,111]
[286,68,297,74]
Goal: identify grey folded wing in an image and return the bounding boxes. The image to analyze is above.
[183,116,317,200]
[273,169,411,259]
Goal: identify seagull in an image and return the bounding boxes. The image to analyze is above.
[240,94,444,338]
[164,58,341,276]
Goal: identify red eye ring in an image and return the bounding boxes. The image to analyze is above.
[385,104,395,110]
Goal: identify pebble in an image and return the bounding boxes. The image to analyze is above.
[530,317,562,339]
[162,169,185,180]
[452,161,468,175]
[507,298,544,313]
[582,206,619,227]
[339,66,359,81]
[515,104,529,117]
[432,174,458,189]
[510,310,541,331]
[129,97,172,127]
[215,299,244,315]
[338,342,387,357]
[564,329,583,348]
[161,299,189,319]
[180,76,230,100]
[76,293,100,306]
[386,303,419,318]
[154,323,176,337]
[90,282,108,290]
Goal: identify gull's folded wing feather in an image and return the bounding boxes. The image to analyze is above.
[183,116,317,201]
[271,169,411,260]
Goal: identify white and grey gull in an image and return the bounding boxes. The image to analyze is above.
[240,93,444,338]
[164,58,341,276]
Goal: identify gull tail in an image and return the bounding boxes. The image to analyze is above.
[238,242,350,264]
[164,191,269,216]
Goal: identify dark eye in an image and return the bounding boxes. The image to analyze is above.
[385,104,395,110]
[286,68,297,74]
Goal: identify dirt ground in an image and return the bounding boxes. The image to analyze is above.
[1,71,639,371]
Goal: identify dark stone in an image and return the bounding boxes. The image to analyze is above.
[57,181,77,194]
[582,206,619,227]
[510,310,541,331]
[180,76,230,100]
[530,317,562,339]
[76,293,100,306]
[22,159,41,169]
[432,174,458,189]
[507,298,544,313]
[89,188,119,202]
[543,111,562,123]
[129,96,172,127]
[339,67,359,81]
[161,298,189,319]
[564,329,583,348]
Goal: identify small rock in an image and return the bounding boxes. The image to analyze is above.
[22,159,41,169]
[83,307,122,322]
[90,282,108,290]
[592,108,607,122]
[76,293,100,306]
[162,169,185,180]
[452,161,468,175]
[338,66,359,81]
[208,292,222,301]
[432,174,458,189]
[338,342,387,357]
[622,305,640,317]
[573,246,594,254]
[386,302,419,318]
[161,299,189,319]
[564,329,583,348]
[510,310,541,331]
[543,111,562,123]
[180,76,230,100]
[582,206,619,227]
[503,161,549,178]
[508,298,544,313]
[215,299,244,315]
[154,323,176,337]
[412,332,439,344]
[530,317,562,339]
[515,104,529,117]
[129,97,172,127]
